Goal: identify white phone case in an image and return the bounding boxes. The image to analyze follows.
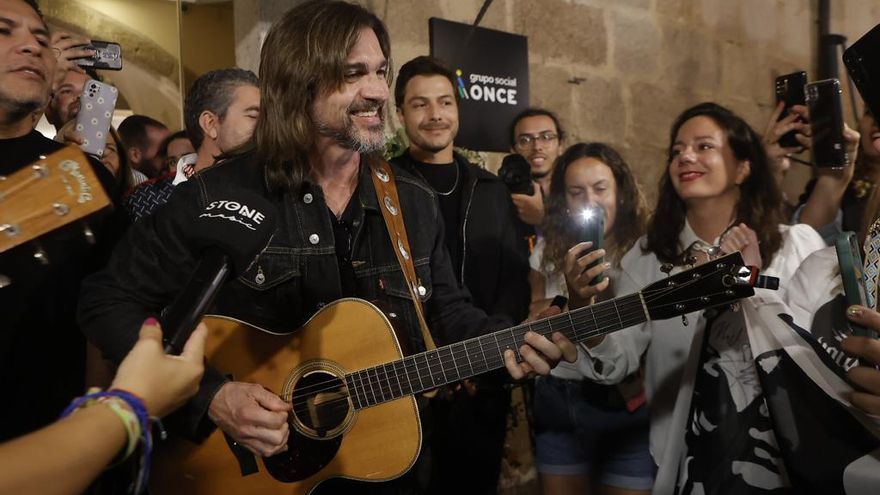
[75,79,118,157]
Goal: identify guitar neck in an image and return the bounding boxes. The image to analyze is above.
[345,292,647,410]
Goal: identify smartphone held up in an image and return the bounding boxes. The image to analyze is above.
[75,80,118,157]
[806,78,848,169]
[74,40,123,71]
[572,204,605,285]
[775,71,807,149]
[844,23,880,122]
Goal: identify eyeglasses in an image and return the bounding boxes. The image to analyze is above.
[515,132,559,149]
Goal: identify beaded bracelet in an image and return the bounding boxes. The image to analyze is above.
[61,388,153,494]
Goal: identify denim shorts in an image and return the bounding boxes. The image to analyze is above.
[532,375,654,490]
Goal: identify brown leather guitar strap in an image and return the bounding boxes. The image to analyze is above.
[369,160,437,351]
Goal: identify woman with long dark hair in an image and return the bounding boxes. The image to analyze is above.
[529,142,653,494]
[575,103,826,493]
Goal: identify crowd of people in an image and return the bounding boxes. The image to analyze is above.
[3,0,880,494]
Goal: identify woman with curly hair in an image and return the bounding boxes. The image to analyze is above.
[529,142,653,494]
[576,103,829,494]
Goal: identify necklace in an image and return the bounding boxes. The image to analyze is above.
[683,223,737,264]
[435,164,460,196]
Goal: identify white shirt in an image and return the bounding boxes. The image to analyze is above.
[576,221,824,492]
[530,237,622,381]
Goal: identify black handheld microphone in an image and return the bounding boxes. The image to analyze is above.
[161,191,277,354]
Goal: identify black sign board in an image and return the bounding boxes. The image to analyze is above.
[429,18,529,152]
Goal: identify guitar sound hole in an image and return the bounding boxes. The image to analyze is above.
[291,370,350,438]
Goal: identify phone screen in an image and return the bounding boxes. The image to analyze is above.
[807,79,847,169]
[573,205,605,285]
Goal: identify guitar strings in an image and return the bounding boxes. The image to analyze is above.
[283,286,734,419]
[279,263,737,415]
[279,295,646,402]
[278,263,735,412]
[280,269,731,415]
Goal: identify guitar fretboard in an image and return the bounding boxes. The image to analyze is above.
[344,292,646,410]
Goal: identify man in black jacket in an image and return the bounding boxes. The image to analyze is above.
[78,2,572,493]
[0,0,124,441]
[391,55,530,493]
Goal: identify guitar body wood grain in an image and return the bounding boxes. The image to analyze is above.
[151,298,422,495]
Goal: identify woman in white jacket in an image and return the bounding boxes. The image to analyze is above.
[574,103,830,494]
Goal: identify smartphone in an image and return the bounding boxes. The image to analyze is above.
[836,232,876,338]
[844,23,880,122]
[573,205,605,285]
[74,40,122,71]
[774,71,807,148]
[499,154,534,195]
[74,80,118,157]
[806,78,848,169]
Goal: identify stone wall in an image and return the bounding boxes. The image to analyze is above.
[375,0,825,203]
[233,0,880,204]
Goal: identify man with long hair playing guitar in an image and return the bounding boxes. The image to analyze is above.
[78,2,576,494]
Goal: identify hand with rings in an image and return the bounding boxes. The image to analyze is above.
[719,223,762,269]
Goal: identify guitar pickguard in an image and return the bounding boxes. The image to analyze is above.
[263,429,342,483]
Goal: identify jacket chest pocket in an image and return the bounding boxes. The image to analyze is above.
[237,250,301,290]
[377,258,434,302]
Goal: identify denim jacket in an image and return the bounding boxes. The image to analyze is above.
[78,151,510,439]
[391,151,530,322]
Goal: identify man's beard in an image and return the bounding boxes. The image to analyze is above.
[411,124,455,154]
[315,105,386,154]
[0,89,47,123]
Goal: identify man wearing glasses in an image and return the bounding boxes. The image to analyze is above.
[508,108,566,229]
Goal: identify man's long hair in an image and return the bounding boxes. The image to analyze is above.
[253,0,391,193]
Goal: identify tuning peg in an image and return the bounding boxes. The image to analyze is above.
[33,249,49,265]
[681,315,689,326]
[83,225,96,245]
[685,256,697,267]
[660,263,674,275]
[32,242,49,265]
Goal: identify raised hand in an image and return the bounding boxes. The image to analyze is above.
[110,318,206,418]
[720,223,762,269]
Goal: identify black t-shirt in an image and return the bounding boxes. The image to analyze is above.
[329,194,362,298]
[412,160,463,281]
[0,131,123,441]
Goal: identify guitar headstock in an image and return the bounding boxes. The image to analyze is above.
[641,252,756,321]
[0,146,111,254]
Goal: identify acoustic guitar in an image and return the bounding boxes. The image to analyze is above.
[153,252,759,494]
[0,145,110,254]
